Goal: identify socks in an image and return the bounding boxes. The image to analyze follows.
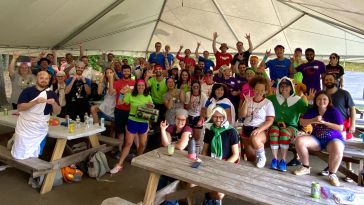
[256,147,265,158]
[303,164,310,168]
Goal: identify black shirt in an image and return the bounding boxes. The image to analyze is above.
[204,127,239,160]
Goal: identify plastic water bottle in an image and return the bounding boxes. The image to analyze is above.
[100,117,105,129]
[76,115,81,128]
[187,134,196,160]
[89,115,93,127]
[84,113,90,128]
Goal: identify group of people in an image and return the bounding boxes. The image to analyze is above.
[8,32,357,205]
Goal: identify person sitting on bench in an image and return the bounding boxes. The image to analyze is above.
[11,71,61,160]
[293,91,344,186]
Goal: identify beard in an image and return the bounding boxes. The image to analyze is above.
[37,82,48,89]
[155,71,162,77]
[325,83,335,89]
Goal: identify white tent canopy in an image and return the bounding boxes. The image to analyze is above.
[1,0,364,59]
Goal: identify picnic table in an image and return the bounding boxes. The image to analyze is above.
[0,110,106,194]
[132,147,363,205]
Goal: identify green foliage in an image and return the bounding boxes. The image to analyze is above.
[88,55,135,72]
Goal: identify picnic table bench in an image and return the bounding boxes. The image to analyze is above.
[132,147,363,205]
[0,110,107,194]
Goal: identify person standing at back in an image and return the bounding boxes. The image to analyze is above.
[296,48,326,92]
[212,32,233,72]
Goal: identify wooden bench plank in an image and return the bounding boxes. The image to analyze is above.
[101,197,141,205]
[98,135,122,146]
[133,149,328,205]
[0,145,52,177]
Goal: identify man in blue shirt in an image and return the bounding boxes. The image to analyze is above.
[195,42,215,73]
[32,58,56,86]
[261,45,291,87]
[148,42,166,69]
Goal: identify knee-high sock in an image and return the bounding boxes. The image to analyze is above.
[269,125,279,150]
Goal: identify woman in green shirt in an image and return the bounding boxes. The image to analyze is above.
[110,79,154,174]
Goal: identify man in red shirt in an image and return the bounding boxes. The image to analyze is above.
[111,65,135,150]
[212,32,233,71]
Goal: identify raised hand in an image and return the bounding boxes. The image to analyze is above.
[213,32,218,39]
[197,42,201,47]
[307,88,316,101]
[12,51,20,59]
[265,49,271,57]
[160,120,169,130]
[179,45,184,50]
[243,93,253,103]
[245,33,251,40]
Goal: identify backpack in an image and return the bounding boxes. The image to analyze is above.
[87,151,110,179]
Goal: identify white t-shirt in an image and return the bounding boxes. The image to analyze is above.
[185,92,208,117]
[201,83,214,97]
[243,98,275,127]
[99,93,116,118]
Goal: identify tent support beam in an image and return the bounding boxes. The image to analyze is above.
[254,13,305,50]
[52,0,126,49]
[211,0,239,42]
[145,0,168,54]
[159,20,237,51]
[277,0,364,36]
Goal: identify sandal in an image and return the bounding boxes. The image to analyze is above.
[110,165,123,174]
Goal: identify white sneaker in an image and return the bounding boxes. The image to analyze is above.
[256,155,266,168]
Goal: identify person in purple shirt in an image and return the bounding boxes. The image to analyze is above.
[293,91,344,186]
[296,48,326,92]
[220,65,240,115]
[261,45,291,87]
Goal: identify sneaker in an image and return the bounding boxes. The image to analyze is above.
[328,174,340,186]
[270,158,278,170]
[287,158,302,166]
[344,170,355,183]
[293,166,311,175]
[256,155,266,168]
[109,165,123,174]
[278,160,287,172]
[320,166,329,176]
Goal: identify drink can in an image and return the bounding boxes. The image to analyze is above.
[69,121,75,133]
[3,108,8,116]
[311,182,320,199]
[100,118,105,129]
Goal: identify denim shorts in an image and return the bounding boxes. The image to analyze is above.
[127,119,149,134]
[97,111,114,122]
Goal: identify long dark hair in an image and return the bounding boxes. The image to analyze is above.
[177,69,190,89]
[131,80,149,97]
[209,83,227,101]
[312,90,333,110]
[189,80,201,104]
[329,53,340,65]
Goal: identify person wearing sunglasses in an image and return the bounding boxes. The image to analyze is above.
[326,53,344,88]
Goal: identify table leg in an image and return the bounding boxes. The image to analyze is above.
[143,172,160,205]
[358,159,363,186]
[89,135,100,148]
[40,138,67,194]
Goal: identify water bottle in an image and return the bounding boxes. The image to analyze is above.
[89,115,94,126]
[100,117,105,129]
[84,113,90,128]
[187,134,196,160]
[76,115,81,128]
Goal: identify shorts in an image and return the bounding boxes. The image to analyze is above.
[97,111,114,122]
[114,109,129,134]
[313,136,345,150]
[127,119,149,134]
[243,126,258,137]
[187,116,201,128]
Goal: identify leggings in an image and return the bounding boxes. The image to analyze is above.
[269,125,297,150]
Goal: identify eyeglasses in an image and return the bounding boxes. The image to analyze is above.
[212,115,224,120]
[176,118,186,122]
[329,56,336,59]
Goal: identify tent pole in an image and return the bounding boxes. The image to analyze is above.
[145,0,168,58]
[253,13,305,50]
[211,0,239,42]
[159,20,237,51]
[276,0,364,36]
[52,0,127,49]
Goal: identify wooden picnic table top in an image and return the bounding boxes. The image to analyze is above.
[132,147,364,205]
[0,110,105,140]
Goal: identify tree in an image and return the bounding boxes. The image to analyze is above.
[0,54,9,106]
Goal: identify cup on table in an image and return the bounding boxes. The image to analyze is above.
[167,143,175,155]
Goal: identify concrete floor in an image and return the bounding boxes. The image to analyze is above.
[0,126,361,205]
